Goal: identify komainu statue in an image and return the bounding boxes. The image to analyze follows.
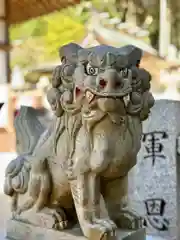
[4,43,154,240]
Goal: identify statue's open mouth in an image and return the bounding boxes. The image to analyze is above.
[83,79,132,100]
[84,88,129,104]
[84,89,127,115]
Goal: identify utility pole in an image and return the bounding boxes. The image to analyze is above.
[159,0,171,58]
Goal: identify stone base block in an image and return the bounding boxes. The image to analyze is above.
[6,219,146,240]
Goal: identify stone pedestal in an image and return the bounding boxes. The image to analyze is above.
[129,100,180,240]
[6,219,146,240]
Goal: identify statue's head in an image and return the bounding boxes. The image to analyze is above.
[72,44,142,113]
[55,43,153,118]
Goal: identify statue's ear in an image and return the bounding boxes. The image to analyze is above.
[78,48,90,63]
[116,55,129,69]
[118,45,143,67]
[59,43,83,63]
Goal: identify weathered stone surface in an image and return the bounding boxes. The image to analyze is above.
[0,227,166,240]
[4,44,154,240]
[129,100,180,240]
[6,219,146,240]
[177,147,180,240]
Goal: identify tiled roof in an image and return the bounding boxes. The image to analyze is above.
[8,0,80,24]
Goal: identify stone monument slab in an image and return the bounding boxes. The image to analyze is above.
[129,100,180,240]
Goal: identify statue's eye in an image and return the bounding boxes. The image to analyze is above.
[85,63,99,76]
[120,68,129,78]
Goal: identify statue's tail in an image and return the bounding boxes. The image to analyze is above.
[3,106,50,204]
[14,106,50,155]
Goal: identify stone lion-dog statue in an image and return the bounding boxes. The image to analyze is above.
[4,43,154,240]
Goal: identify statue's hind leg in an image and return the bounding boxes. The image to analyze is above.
[101,175,143,230]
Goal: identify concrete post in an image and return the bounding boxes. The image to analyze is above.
[0,0,10,84]
[0,0,14,132]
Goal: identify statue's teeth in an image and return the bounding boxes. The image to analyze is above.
[85,91,94,103]
[124,94,130,106]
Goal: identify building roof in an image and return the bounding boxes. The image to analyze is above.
[8,0,80,24]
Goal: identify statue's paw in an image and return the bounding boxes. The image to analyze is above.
[89,222,117,240]
[59,220,68,229]
[115,209,143,230]
[12,209,22,219]
[93,218,117,231]
[90,218,117,240]
[40,207,70,230]
[52,208,69,230]
[53,220,68,230]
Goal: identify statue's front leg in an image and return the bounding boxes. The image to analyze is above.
[89,172,117,238]
[89,172,117,228]
[70,173,117,240]
[70,174,92,237]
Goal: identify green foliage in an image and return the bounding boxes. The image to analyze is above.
[42,11,85,60]
[10,6,87,68]
[10,19,47,41]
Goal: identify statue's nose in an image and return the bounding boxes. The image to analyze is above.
[99,69,121,90]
